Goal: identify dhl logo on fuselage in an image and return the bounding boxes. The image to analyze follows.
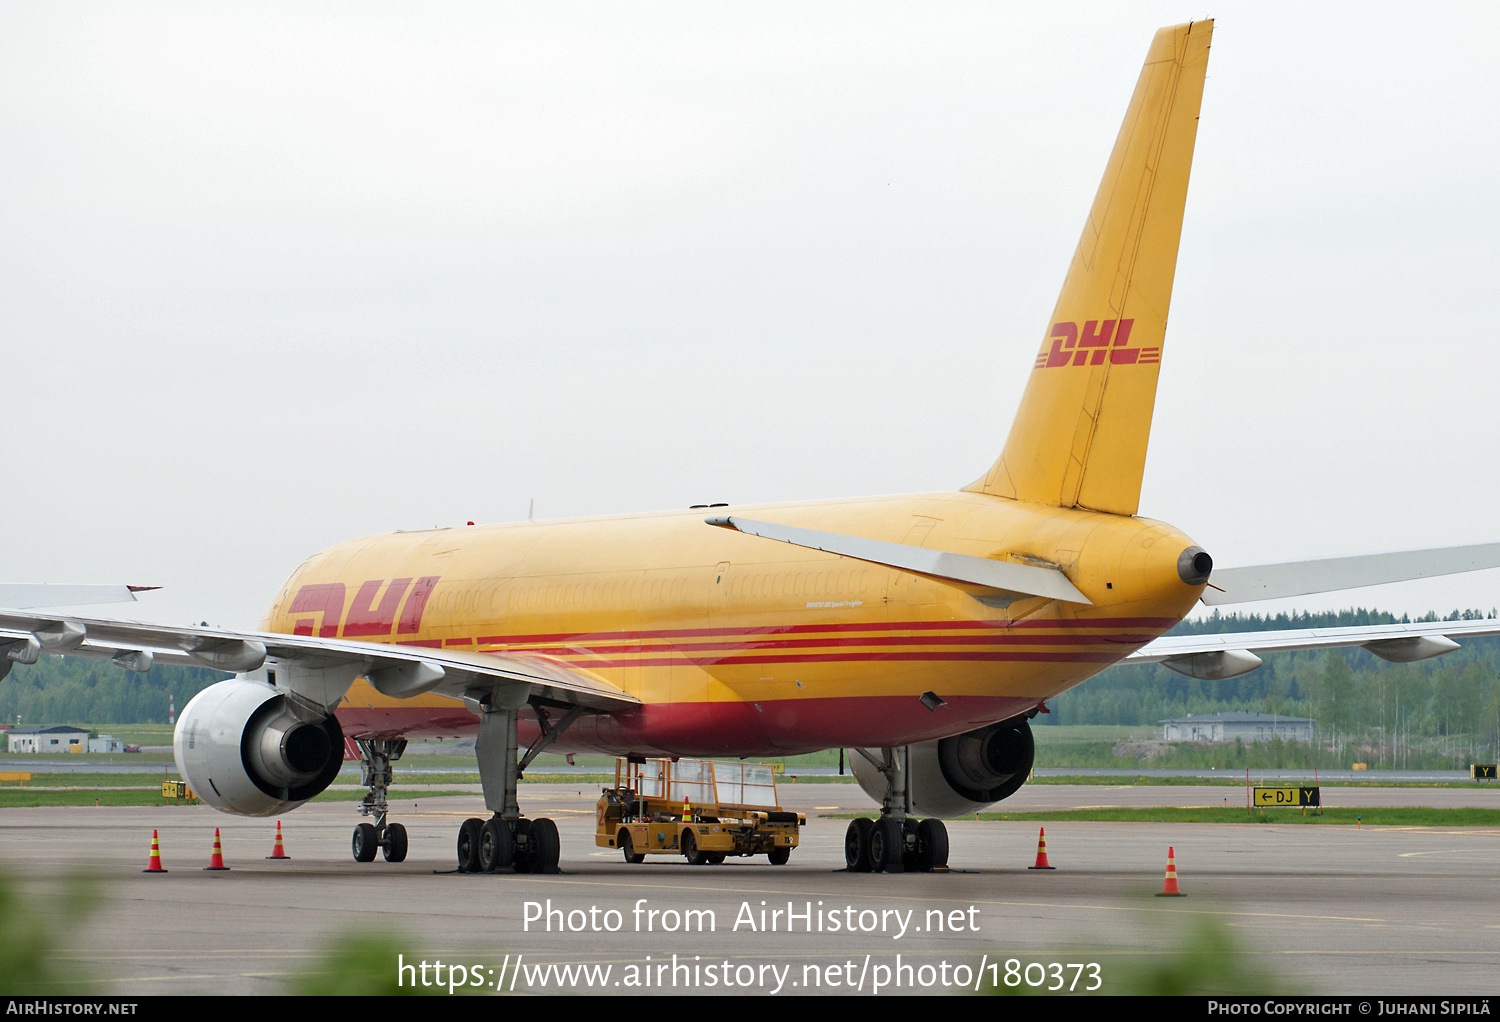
[1032,319,1160,369]
[288,577,440,638]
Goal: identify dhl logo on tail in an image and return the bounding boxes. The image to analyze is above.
[1033,319,1161,369]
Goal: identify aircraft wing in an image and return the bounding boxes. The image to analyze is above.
[0,584,158,609]
[0,609,638,712]
[1204,542,1500,606]
[1126,617,1500,680]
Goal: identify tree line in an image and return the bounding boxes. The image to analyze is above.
[1046,607,1500,768]
[0,656,226,729]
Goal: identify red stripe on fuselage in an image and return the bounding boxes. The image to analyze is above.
[526,650,1126,668]
[497,632,1156,656]
[469,617,1178,646]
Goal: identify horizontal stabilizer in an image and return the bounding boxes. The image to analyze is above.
[704,515,1090,605]
[1203,542,1500,606]
[0,584,146,610]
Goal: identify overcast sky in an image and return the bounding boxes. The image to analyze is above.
[2,2,1498,629]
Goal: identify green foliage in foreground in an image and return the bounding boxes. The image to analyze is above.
[0,870,100,995]
[984,910,1292,996]
[291,938,443,996]
[1107,913,1294,996]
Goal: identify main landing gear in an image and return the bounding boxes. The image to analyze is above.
[453,690,582,875]
[351,738,409,863]
[843,747,949,873]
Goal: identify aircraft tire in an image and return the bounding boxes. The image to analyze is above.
[383,822,408,863]
[869,818,905,873]
[531,818,561,874]
[916,818,949,872]
[478,818,513,873]
[352,823,378,863]
[457,818,484,872]
[844,818,874,872]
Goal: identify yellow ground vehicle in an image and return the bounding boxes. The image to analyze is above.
[595,758,804,865]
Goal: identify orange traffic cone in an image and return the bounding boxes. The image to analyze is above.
[1028,827,1055,870]
[1156,846,1185,896]
[204,827,230,871]
[266,821,290,860]
[143,829,167,873]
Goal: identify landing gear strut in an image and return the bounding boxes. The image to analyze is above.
[844,746,949,873]
[455,689,581,875]
[351,738,410,863]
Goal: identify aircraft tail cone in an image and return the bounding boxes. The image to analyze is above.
[1156,845,1185,896]
[143,829,167,873]
[266,820,290,860]
[1028,826,1055,870]
[204,827,230,871]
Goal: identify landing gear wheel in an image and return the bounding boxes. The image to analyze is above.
[511,819,534,874]
[902,817,921,872]
[352,823,378,863]
[916,818,949,872]
[620,830,644,864]
[530,818,561,874]
[845,818,874,873]
[456,817,484,872]
[682,829,705,865]
[768,846,790,866]
[868,817,905,873]
[383,822,408,863]
[478,818,514,873]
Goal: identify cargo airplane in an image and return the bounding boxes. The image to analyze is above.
[6,20,1500,875]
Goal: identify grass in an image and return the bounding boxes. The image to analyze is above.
[0,788,482,808]
[0,751,175,763]
[834,806,1500,826]
[1029,774,1500,789]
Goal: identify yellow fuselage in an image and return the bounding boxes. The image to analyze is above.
[259,490,1203,756]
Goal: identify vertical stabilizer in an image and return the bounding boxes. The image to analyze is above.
[967,21,1211,516]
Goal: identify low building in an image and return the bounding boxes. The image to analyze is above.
[1161,712,1314,744]
[88,735,124,754]
[7,725,92,753]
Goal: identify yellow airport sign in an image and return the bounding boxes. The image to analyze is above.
[1253,786,1320,807]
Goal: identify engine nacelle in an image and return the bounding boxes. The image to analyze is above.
[850,717,1035,818]
[174,677,345,817]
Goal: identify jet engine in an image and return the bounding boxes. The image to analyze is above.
[174,676,345,817]
[850,717,1035,818]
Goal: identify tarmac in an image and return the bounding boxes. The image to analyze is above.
[1,783,1497,996]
